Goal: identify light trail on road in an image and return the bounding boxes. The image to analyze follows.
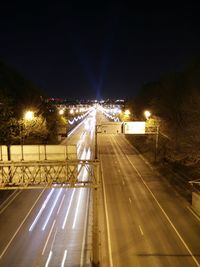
[0,109,96,267]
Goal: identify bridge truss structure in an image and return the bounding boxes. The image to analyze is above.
[0,159,100,266]
[0,159,100,190]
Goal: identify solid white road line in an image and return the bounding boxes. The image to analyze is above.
[101,163,114,267]
[127,155,200,267]
[0,189,45,259]
[0,190,21,215]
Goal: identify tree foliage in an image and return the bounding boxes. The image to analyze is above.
[0,62,59,144]
[135,61,200,167]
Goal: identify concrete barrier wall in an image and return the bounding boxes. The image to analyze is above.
[0,146,8,161]
[7,145,77,161]
[192,192,200,216]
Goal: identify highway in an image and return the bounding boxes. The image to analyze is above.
[98,112,200,267]
[0,110,96,267]
[0,109,199,267]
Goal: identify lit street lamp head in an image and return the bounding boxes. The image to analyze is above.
[144,110,151,120]
[124,109,131,116]
[59,109,64,115]
[24,111,34,121]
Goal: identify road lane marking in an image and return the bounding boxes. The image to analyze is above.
[42,189,63,231]
[139,225,144,236]
[57,194,66,215]
[0,190,21,215]
[129,197,132,204]
[45,250,52,267]
[72,189,83,229]
[61,250,68,267]
[0,189,45,259]
[80,189,90,267]
[187,206,200,222]
[101,163,114,267]
[62,189,75,229]
[51,227,58,250]
[42,220,56,255]
[126,156,200,267]
[29,189,55,232]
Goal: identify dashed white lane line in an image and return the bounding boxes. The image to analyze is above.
[0,189,45,259]
[129,197,132,204]
[139,225,144,236]
[57,194,66,215]
[42,220,56,255]
[126,155,200,267]
[101,164,114,267]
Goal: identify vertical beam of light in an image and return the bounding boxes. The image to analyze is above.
[62,189,75,229]
[45,250,53,267]
[29,189,55,232]
[42,189,63,231]
[72,189,83,229]
[61,250,68,267]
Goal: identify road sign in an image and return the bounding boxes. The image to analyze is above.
[124,121,146,134]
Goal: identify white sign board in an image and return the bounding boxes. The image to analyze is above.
[124,122,146,134]
[9,145,77,161]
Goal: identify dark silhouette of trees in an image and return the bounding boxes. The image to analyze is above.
[0,62,59,144]
[134,60,200,168]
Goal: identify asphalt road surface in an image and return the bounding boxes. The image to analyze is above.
[98,112,200,267]
[0,109,199,267]
[0,110,96,267]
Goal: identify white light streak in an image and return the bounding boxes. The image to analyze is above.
[72,189,83,229]
[62,189,75,229]
[61,250,68,267]
[45,250,53,267]
[42,220,56,255]
[57,194,66,215]
[42,189,63,231]
[29,189,55,232]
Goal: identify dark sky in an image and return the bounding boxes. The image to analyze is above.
[0,2,200,100]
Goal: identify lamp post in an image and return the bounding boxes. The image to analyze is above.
[144,110,159,162]
[155,124,159,162]
[20,110,34,160]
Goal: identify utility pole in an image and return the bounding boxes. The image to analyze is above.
[92,185,100,267]
[155,125,159,162]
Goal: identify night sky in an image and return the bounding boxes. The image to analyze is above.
[0,2,200,100]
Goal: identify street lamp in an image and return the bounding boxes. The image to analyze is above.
[24,110,34,121]
[124,109,130,116]
[21,110,34,160]
[59,109,64,115]
[144,110,151,120]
